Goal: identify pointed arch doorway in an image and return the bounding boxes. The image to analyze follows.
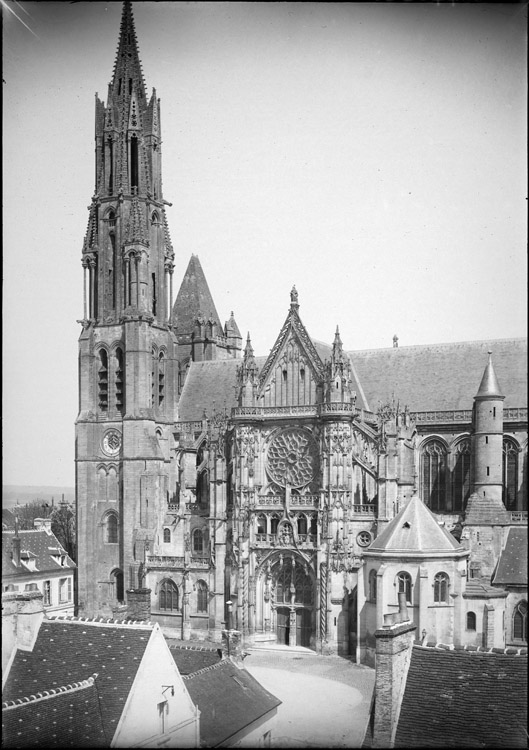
[269,556,315,649]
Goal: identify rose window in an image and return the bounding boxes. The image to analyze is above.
[266,428,317,488]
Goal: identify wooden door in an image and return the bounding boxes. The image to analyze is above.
[296,608,312,648]
[276,607,290,645]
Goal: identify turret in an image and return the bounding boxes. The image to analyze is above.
[325,326,356,404]
[471,351,505,505]
[237,333,259,406]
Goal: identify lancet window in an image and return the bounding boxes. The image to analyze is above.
[503,439,519,509]
[421,440,447,511]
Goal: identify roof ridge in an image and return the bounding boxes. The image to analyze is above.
[416,643,527,656]
[169,643,220,653]
[182,658,228,680]
[48,614,154,628]
[348,336,527,354]
[2,675,98,710]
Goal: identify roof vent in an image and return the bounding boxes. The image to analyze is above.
[403,521,410,529]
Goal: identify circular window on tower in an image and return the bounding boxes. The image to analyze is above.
[356,531,372,547]
[102,429,122,457]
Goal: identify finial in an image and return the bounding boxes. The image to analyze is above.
[393,334,399,348]
[290,285,299,307]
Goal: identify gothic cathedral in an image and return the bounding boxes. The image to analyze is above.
[76,3,527,662]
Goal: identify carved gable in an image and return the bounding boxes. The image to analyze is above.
[257,290,324,408]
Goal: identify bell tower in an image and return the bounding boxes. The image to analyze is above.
[76,1,178,616]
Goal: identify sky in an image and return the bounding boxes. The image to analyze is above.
[2,1,527,488]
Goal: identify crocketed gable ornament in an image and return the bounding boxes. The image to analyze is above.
[266,428,318,488]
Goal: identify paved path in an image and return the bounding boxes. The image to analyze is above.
[244,648,375,749]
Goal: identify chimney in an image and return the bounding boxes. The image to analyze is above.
[12,520,21,567]
[34,518,52,534]
[372,594,416,748]
[2,590,45,671]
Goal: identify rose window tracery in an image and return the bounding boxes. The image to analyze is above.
[266,428,317,488]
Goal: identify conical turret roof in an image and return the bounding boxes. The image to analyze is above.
[366,496,464,556]
[475,352,504,399]
[173,255,223,334]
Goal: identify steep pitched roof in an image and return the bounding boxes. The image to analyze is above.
[2,677,107,748]
[366,496,464,555]
[184,659,281,747]
[493,527,528,586]
[2,618,153,744]
[177,357,267,422]
[395,646,528,747]
[349,338,526,411]
[2,530,75,579]
[173,255,223,334]
[169,643,221,675]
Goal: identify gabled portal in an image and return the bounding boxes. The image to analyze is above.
[257,287,325,408]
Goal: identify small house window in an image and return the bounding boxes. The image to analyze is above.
[163,528,171,544]
[43,580,51,606]
[466,611,476,631]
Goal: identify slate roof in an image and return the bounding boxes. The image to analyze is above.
[395,645,528,747]
[365,496,465,555]
[463,578,508,599]
[2,677,107,748]
[348,338,527,412]
[184,658,281,747]
[169,643,221,675]
[493,527,528,586]
[2,530,75,579]
[173,255,223,333]
[177,338,526,422]
[2,618,153,744]
[178,357,266,422]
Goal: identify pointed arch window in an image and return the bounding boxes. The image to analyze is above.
[196,580,208,613]
[503,439,519,510]
[98,349,109,412]
[396,571,412,605]
[270,514,280,536]
[158,352,165,406]
[257,514,267,537]
[106,512,118,544]
[163,528,171,544]
[297,515,308,536]
[275,561,313,606]
[159,579,179,611]
[513,600,528,642]
[452,439,471,512]
[115,347,124,413]
[192,528,204,555]
[421,440,447,511]
[433,572,449,603]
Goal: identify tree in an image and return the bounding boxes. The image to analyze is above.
[51,506,76,562]
[13,501,53,530]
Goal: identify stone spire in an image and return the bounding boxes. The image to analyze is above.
[110,1,147,103]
